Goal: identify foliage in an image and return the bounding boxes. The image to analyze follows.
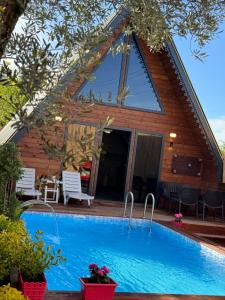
[0,143,23,220]
[174,213,183,223]
[220,142,225,156]
[88,263,111,284]
[0,215,65,282]
[0,215,27,280]
[0,83,27,128]
[0,214,27,235]
[19,230,66,281]
[0,284,27,300]
[0,1,225,172]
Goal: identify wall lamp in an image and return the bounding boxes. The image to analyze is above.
[169,132,176,148]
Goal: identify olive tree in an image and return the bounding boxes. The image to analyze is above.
[0,0,225,169]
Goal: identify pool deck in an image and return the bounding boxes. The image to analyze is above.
[45,291,225,299]
[27,199,225,300]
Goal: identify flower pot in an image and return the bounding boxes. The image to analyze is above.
[19,272,47,300]
[173,221,183,227]
[80,277,117,300]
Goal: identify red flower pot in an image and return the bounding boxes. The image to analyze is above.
[19,272,47,300]
[80,277,117,300]
[173,221,183,227]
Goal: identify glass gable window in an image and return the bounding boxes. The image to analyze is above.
[124,37,161,111]
[76,34,162,112]
[77,38,123,104]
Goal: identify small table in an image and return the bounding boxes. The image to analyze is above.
[41,179,61,203]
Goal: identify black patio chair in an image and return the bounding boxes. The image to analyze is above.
[177,187,201,216]
[158,181,181,211]
[202,190,225,221]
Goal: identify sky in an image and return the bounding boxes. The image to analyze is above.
[174,25,225,145]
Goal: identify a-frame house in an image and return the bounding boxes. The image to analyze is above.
[0,11,223,202]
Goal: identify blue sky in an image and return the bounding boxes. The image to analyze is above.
[174,24,225,144]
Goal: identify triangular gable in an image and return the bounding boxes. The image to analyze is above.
[0,9,223,182]
[77,34,162,112]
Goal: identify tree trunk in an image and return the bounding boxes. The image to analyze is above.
[0,0,29,59]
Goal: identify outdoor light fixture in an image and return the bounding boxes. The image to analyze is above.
[55,116,62,122]
[169,132,176,148]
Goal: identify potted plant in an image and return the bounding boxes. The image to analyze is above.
[0,215,28,285]
[18,230,65,300]
[80,264,117,300]
[173,213,183,227]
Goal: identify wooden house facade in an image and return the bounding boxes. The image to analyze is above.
[0,12,223,202]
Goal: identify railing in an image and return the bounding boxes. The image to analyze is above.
[123,191,134,228]
[143,193,155,233]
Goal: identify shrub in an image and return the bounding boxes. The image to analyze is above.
[0,216,28,280]
[0,284,27,300]
[0,143,23,220]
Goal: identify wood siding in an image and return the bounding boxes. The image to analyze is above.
[17,32,219,190]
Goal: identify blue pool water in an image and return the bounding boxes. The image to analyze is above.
[22,212,225,295]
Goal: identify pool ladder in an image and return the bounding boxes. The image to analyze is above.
[123,191,134,229]
[123,191,155,232]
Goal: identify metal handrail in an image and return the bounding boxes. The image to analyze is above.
[143,193,155,233]
[123,191,134,228]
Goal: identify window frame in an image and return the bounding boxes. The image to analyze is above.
[74,33,164,114]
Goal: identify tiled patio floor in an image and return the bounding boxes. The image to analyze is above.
[28,199,225,300]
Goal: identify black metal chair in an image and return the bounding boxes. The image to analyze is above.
[177,187,201,216]
[158,181,181,211]
[202,190,225,221]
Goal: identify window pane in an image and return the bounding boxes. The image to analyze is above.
[124,36,162,111]
[77,37,123,104]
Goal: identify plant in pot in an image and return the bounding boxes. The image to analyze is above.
[80,264,117,300]
[18,230,65,300]
[173,213,183,227]
[0,215,28,285]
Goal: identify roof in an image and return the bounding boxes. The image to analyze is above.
[0,10,223,180]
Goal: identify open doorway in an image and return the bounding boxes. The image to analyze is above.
[132,133,162,203]
[96,129,131,201]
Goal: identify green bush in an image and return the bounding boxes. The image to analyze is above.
[0,215,65,283]
[0,216,28,280]
[0,143,23,220]
[0,284,27,300]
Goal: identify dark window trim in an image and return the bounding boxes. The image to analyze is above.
[84,100,165,115]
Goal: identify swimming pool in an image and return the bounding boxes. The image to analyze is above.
[22,212,225,295]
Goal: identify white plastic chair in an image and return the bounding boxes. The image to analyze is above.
[62,171,94,207]
[16,168,42,200]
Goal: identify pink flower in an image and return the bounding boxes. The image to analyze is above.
[101,266,110,274]
[89,263,98,270]
[97,269,104,276]
[175,213,183,218]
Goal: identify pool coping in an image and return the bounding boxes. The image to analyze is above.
[46,290,225,299]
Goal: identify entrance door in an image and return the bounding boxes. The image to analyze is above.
[132,133,162,203]
[96,129,131,201]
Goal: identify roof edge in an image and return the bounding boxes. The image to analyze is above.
[166,38,223,182]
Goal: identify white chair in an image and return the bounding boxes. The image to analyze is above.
[62,171,94,207]
[16,168,42,200]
